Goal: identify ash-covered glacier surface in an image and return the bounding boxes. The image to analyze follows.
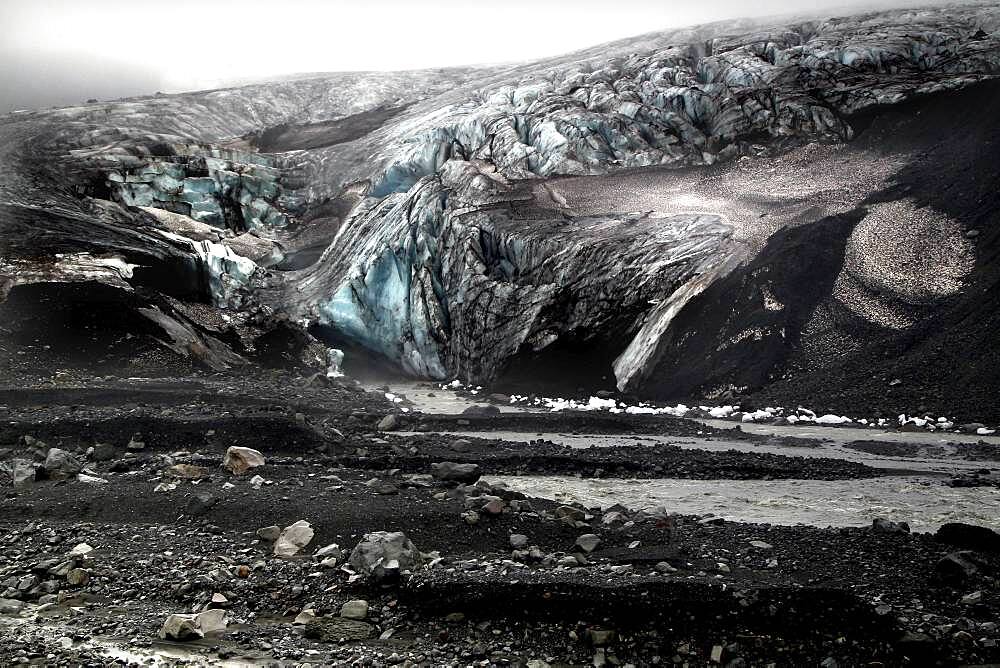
[2,4,1000,418]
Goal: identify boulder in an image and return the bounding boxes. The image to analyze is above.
[554,506,586,522]
[349,531,422,581]
[303,617,374,642]
[274,520,314,557]
[872,518,910,535]
[377,415,399,431]
[164,464,210,479]
[157,611,228,639]
[66,568,89,586]
[574,534,602,553]
[601,511,627,525]
[936,522,1000,552]
[314,543,342,560]
[91,443,117,462]
[0,598,25,614]
[222,446,266,475]
[461,405,500,417]
[158,609,227,641]
[20,435,49,460]
[194,608,227,634]
[185,492,218,517]
[935,551,986,584]
[293,609,317,625]
[256,525,281,542]
[449,438,472,453]
[589,628,616,646]
[962,590,983,605]
[41,448,83,479]
[481,497,504,515]
[67,543,93,557]
[11,459,36,486]
[430,461,482,484]
[340,599,369,619]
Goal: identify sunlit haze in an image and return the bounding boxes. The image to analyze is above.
[0,0,960,111]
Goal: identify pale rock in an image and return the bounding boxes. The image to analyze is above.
[574,534,601,553]
[340,599,369,619]
[42,448,83,479]
[274,520,314,557]
[222,446,266,475]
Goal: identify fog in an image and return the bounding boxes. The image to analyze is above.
[0,0,964,112]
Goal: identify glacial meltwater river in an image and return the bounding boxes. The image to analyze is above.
[379,381,1000,532]
[484,475,1000,533]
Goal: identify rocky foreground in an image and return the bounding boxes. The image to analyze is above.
[1,373,999,666]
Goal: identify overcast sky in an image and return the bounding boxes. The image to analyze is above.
[0,0,943,112]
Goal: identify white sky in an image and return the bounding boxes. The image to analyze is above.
[0,0,948,110]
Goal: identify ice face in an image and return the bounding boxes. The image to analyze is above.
[104,152,289,233]
[285,5,1000,391]
[154,230,258,306]
[313,179,451,378]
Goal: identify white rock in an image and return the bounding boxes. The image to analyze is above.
[0,598,26,614]
[708,405,736,418]
[741,409,773,423]
[293,609,317,624]
[42,448,83,479]
[222,446,266,475]
[815,414,852,425]
[195,608,227,634]
[274,520,314,557]
[67,543,93,557]
[314,543,342,560]
[159,614,202,640]
[257,525,281,541]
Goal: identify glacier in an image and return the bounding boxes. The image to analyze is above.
[1,3,1000,409]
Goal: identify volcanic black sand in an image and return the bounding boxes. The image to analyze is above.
[1,371,999,666]
[747,81,1000,425]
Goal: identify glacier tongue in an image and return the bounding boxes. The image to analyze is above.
[271,3,1000,391]
[290,157,742,384]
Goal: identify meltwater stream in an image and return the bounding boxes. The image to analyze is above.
[380,381,1000,532]
[486,475,1000,533]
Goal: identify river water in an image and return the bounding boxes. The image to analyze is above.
[378,381,1000,532]
[486,474,1000,533]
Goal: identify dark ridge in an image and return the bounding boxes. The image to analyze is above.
[0,282,198,377]
[252,104,411,152]
[638,209,862,400]
[752,79,1000,422]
